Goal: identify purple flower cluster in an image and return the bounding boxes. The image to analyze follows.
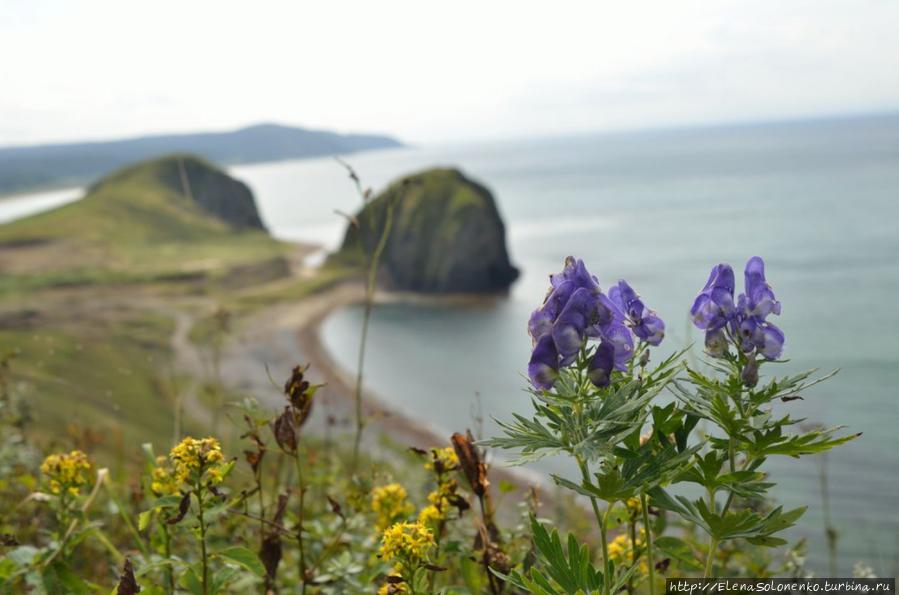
[691,256,784,360]
[527,257,665,390]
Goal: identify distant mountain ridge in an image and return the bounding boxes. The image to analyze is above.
[0,123,403,195]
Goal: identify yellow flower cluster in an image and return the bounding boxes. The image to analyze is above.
[419,476,461,529]
[426,480,455,509]
[379,521,435,563]
[372,483,414,530]
[378,582,410,595]
[625,497,642,515]
[169,437,225,485]
[150,455,180,496]
[40,450,92,496]
[426,447,459,472]
[607,530,648,575]
[417,504,443,527]
[417,444,465,530]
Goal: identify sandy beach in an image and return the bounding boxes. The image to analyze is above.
[214,277,550,503]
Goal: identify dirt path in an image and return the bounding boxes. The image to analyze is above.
[167,308,213,430]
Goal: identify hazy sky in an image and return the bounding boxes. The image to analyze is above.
[2,0,898,146]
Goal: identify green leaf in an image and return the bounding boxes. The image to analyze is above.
[654,536,703,571]
[746,535,788,547]
[43,562,91,595]
[217,546,265,578]
[180,567,204,595]
[138,510,153,532]
[210,567,240,594]
[460,556,484,593]
[506,515,604,594]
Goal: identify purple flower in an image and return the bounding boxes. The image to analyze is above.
[758,323,785,360]
[528,334,559,390]
[527,257,643,389]
[733,257,784,360]
[744,256,781,319]
[692,257,785,361]
[552,287,599,365]
[528,280,574,342]
[599,322,634,371]
[550,256,600,293]
[610,280,666,346]
[690,264,735,331]
[587,342,615,387]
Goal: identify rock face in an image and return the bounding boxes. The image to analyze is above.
[332,168,519,293]
[92,155,267,231]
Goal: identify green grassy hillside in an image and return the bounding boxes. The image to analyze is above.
[0,156,305,455]
[0,155,287,295]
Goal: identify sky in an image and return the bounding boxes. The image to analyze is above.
[2,0,898,146]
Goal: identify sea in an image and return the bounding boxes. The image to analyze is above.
[3,114,897,573]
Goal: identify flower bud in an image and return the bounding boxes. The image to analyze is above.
[704,329,728,358]
[272,407,297,454]
[451,431,488,497]
[638,349,650,368]
[741,358,759,388]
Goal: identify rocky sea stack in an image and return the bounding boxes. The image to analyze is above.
[332,168,519,293]
[89,155,267,230]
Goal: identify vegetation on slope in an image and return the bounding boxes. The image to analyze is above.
[0,155,288,295]
[331,168,519,293]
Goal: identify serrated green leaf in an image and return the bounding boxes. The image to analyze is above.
[217,546,265,578]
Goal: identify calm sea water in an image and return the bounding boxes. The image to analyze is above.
[242,116,899,573]
[3,115,897,572]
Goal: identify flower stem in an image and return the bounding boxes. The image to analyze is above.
[162,523,174,595]
[351,196,396,469]
[704,487,717,579]
[627,517,637,595]
[196,486,209,595]
[294,452,308,593]
[721,437,737,516]
[577,457,610,595]
[641,492,656,595]
[704,538,718,578]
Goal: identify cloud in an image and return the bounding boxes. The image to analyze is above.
[1,0,897,145]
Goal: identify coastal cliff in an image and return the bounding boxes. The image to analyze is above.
[0,155,285,288]
[331,167,519,293]
[88,155,267,231]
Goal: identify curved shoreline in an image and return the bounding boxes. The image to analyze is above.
[288,281,551,493]
[299,300,459,450]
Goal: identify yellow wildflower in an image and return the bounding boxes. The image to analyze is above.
[150,456,179,496]
[169,437,225,485]
[426,447,459,472]
[378,583,409,595]
[417,504,444,528]
[379,521,435,563]
[625,497,642,515]
[40,450,92,496]
[427,478,457,509]
[607,530,648,575]
[372,483,414,530]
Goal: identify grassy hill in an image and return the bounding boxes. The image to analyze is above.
[0,156,314,452]
[0,155,289,295]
